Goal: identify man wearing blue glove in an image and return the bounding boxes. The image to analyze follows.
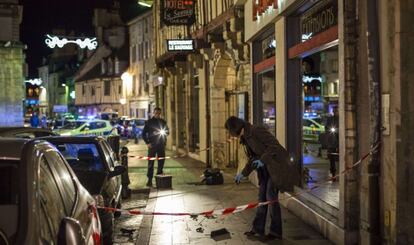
[225,116,296,241]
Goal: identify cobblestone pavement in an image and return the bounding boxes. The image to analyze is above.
[113,191,149,244]
[116,141,333,245]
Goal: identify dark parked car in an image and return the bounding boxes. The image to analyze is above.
[0,127,58,139]
[41,136,125,244]
[0,138,101,245]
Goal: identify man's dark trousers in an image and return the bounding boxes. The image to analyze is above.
[147,144,166,182]
[252,167,282,236]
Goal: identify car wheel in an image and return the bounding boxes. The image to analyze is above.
[114,200,122,218]
[100,211,114,245]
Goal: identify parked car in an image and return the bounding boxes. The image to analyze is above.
[303,118,325,142]
[0,138,101,245]
[54,119,117,137]
[41,136,125,244]
[0,127,59,138]
[127,118,146,139]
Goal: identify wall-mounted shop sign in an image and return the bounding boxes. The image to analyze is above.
[300,0,337,42]
[161,0,195,26]
[166,39,194,51]
[253,0,278,21]
[45,34,98,50]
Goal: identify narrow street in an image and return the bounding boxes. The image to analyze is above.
[113,141,332,245]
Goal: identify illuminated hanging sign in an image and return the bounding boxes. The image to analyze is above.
[25,78,42,86]
[161,0,195,26]
[303,75,323,83]
[45,34,98,50]
[166,39,194,51]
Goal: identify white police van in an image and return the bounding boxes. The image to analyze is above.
[55,119,117,137]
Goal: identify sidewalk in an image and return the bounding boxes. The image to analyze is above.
[126,142,333,245]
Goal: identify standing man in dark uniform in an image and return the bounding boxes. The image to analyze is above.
[142,107,169,187]
[325,106,339,180]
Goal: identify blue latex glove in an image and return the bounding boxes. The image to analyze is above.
[234,173,244,184]
[252,159,264,169]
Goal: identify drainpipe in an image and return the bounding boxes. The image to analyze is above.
[205,60,211,168]
[365,0,381,243]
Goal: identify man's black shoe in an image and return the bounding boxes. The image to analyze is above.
[263,234,283,241]
[244,230,264,237]
[146,181,153,187]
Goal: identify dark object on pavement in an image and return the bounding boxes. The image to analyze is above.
[120,228,135,235]
[0,138,101,245]
[202,168,224,185]
[210,228,231,241]
[196,227,204,233]
[155,174,172,189]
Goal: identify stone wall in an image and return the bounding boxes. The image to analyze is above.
[0,44,24,126]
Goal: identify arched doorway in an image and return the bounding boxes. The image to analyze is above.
[210,51,239,169]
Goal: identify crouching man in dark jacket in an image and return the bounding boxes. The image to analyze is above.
[225,116,300,241]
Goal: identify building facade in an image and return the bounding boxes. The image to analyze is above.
[153,0,251,168]
[127,9,155,119]
[0,0,24,126]
[74,6,129,117]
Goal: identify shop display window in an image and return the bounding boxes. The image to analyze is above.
[259,69,276,135]
[301,46,339,207]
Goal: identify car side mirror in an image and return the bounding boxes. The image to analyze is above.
[57,217,85,245]
[108,165,126,178]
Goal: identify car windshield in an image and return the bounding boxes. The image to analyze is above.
[61,121,85,130]
[51,143,105,172]
[0,161,19,205]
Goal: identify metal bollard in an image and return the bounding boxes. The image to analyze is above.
[120,146,131,199]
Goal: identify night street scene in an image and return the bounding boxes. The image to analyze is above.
[0,0,413,244]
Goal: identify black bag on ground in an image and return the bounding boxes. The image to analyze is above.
[202,168,224,185]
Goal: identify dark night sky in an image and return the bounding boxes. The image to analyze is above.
[20,0,141,77]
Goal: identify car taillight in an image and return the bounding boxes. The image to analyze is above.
[88,203,101,245]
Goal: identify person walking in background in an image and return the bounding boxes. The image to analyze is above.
[30,112,39,128]
[225,116,292,241]
[142,107,169,187]
[40,114,48,129]
[325,106,339,180]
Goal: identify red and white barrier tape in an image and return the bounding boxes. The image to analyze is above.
[124,147,210,161]
[125,137,239,161]
[105,142,381,217]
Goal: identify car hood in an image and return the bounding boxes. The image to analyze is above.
[54,129,72,135]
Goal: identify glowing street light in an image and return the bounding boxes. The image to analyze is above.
[138,1,152,7]
[121,72,133,95]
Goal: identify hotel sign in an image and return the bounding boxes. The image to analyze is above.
[300,1,337,41]
[167,39,194,51]
[161,0,195,26]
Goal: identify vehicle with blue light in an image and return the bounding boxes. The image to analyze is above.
[303,118,325,142]
[55,119,116,137]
